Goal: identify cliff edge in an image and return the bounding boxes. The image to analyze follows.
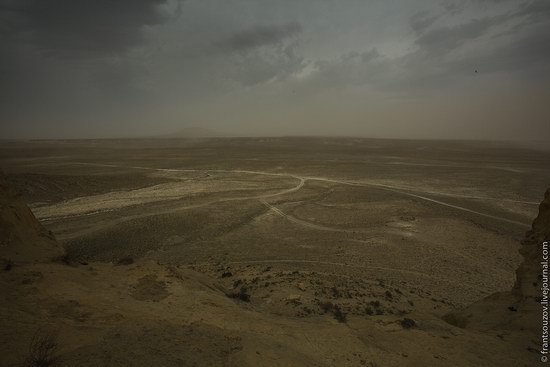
[0,171,64,263]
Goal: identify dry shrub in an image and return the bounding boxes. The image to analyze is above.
[227,286,251,302]
[25,329,61,367]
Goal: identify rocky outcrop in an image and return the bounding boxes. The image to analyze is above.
[444,188,550,331]
[514,188,550,304]
[0,171,64,263]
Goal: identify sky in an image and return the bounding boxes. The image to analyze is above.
[0,0,549,140]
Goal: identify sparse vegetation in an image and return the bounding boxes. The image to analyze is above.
[2,137,545,366]
[366,300,385,315]
[400,318,416,329]
[318,301,347,323]
[24,330,60,367]
[319,301,333,313]
[332,304,347,323]
[3,258,13,271]
[331,286,342,298]
[227,286,251,302]
[58,253,73,266]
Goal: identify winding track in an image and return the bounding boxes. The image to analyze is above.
[42,162,524,295]
[259,198,353,232]
[303,176,531,228]
[69,162,531,229]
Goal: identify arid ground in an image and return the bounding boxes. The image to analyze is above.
[1,137,549,366]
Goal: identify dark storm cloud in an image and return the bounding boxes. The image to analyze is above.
[0,0,173,57]
[440,0,515,14]
[464,23,550,74]
[208,22,306,86]
[1,0,548,140]
[410,11,440,34]
[226,41,306,86]
[307,49,385,89]
[411,0,550,63]
[0,0,181,136]
[414,17,494,55]
[304,0,550,92]
[514,0,550,22]
[218,22,302,52]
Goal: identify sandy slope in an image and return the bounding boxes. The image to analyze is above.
[0,261,539,367]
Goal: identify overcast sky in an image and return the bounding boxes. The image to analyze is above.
[1,0,549,140]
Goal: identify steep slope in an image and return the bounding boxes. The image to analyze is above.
[0,171,64,263]
[515,187,550,302]
[443,188,549,352]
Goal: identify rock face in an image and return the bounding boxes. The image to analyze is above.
[0,171,64,263]
[443,188,550,331]
[514,188,550,305]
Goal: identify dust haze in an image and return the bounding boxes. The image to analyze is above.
[1,0,549,140]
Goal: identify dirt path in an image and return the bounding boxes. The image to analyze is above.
[300,176,531,228]
[259,198,356,233]
[68,162,531,229]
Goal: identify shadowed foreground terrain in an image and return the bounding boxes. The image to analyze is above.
[0,138,549,366]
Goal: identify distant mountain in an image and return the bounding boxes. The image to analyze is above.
[153,127,227,138]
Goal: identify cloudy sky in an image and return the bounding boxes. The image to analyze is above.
[1,0,549,140]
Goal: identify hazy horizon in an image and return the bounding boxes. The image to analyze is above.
[1,0,549,140]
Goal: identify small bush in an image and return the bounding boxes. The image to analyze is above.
[25,330,60,367]
[331,286,342,298]
[116,256,134,266]
[227,287,250,302]
[3,258,13,271]
[332,305,347,323]
[400,318,416,329]
[319,301,334,313]
[368,300,384,315]
[58,253,73,266]
[318,301,347,323]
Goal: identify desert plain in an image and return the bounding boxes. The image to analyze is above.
[1,137,549,366]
